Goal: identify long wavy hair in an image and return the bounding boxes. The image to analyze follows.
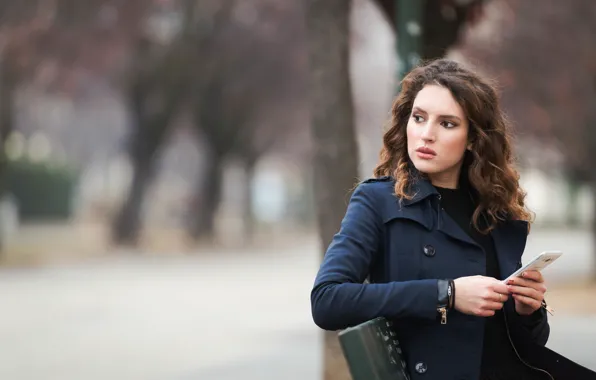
[373,59,533,233]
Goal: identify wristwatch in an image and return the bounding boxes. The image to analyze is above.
[437,279,455,324]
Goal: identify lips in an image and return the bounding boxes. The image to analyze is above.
[416,147,437,156]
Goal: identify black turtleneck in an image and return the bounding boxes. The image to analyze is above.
[434,183,542,380]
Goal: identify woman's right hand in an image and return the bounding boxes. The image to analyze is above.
[453,276,510,317]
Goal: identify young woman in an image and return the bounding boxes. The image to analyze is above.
[310,59,590,379]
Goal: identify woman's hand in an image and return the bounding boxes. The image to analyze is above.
[506,270,546,316]
[453,276,510,317]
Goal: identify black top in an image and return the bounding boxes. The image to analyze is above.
[435,184,542,380]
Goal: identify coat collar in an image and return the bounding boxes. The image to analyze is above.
[400,164,474,207]
[401,175,440,206]
[366,176,436,230]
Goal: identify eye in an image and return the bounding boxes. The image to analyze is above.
[412,114,425,123]
[441,121,456,128]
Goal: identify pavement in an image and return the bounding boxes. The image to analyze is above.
[0,228,594,380]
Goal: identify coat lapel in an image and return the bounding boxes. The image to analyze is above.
[437,212,479,247]
[374,176,436,230]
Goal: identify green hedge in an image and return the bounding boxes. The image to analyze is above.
[5,158,78,221]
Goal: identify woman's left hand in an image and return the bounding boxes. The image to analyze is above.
[506,270,547,316]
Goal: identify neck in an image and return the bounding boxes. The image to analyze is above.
[428,169,461,189]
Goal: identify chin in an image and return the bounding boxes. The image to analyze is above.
[411,159,441,175]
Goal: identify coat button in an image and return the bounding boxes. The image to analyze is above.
[415,362,427,374]
[423,244,435,257]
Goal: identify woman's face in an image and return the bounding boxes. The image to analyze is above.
[406,84,470,189]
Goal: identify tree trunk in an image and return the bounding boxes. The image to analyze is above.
[305,1,360,379]
[241,156,257,244]
[0,60,15,162]
[111,149,156,245]
[0,53,17,254]
[566,179,580,227]
[374,0,485,58]
[188,147,225,242]
[111,95,172,245]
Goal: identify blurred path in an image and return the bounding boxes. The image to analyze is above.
[0,229,594,380]
[0,239,323,380]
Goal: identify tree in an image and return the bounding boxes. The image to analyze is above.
[111,0,207,245]
[0,2,56,247]
[305,1,360,379]
[111,33,193,245]
[187,0,306,242]
[111,0,308,244]
[0,0,181,247]
[0,0,147,252]
[305,0,488,379]
[374,0,485,58]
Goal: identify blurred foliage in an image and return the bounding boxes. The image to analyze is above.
[461,0,596,179]
[6,158,78,221]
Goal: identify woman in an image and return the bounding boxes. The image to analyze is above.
[310,59,593,379]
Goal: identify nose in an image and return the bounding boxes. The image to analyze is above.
[420,124,435,143]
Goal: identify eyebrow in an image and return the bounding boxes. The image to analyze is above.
[412,106,462,122]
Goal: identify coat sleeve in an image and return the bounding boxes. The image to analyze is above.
[509,304,550,346]
[310,182,439,331]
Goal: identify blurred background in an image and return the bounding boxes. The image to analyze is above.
[0,0,594,379]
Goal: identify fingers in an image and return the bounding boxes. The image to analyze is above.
[473,300,505,317]
[508,284,543,301]
[519,270,544,283]
[507,276,547,294]
[481,286,508,314]
[490,281,510,295]
[512,294,542,311]
[484,290,509,303]
[483,300,506,311]
[477,309,496,317]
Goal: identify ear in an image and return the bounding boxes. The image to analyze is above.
[466,143,473,151]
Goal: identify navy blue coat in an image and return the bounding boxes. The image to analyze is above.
[311,176,550,380]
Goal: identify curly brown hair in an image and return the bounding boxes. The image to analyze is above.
[373,59,533,233]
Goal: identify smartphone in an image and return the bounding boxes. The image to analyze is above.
[503,250,563,282]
